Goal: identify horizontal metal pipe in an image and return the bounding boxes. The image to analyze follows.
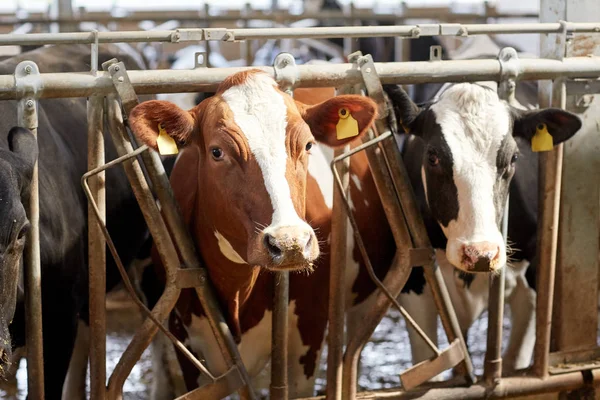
[0,57,599,99]
[0,22,598,46]
[301,368,600,400]
[0,10,541,26]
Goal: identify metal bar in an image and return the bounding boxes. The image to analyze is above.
[533,79,567,378]
[0,10,542,26]
[1,57,600,99]
[101,95,182,398]
[483,197,509,384]
[105,60,256,399]
[17,63,44,400]
[0,22,598,46]
[270,272,289,400]
[369,117,475,383]
[87,95,106,400]
[326,144,350,400]
[300,368,600,400]
[22,112,44,400]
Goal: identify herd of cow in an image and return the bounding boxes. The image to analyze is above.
[0,35,584,400]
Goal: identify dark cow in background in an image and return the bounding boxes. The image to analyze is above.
[0,44,151,398]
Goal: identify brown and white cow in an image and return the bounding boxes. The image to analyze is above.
[129,70,392,397]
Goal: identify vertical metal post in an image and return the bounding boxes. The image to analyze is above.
[484,198,509,383]
[204,4,211,68]
[57,0,75,32]
[16,60,44,400]
[242,3,253,66]
[270,272,289,400]
[343,2,357,57]
[533,14,568,378]
[533,79,566,378]
[88,94,106,400]
[552,0,600,361]
[326,144,350,400]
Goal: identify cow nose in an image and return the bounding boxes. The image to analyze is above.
[263,225,315,264]
[462,242,500,272]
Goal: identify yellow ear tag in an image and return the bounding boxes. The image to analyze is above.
[156,123,179,155]
[336,108,359,140]
[531,123,554,152]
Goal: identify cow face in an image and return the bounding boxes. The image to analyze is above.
[130,70,376,272]
[0,127,37,374]
[385,84,581,273]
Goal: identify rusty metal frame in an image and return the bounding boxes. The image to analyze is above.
[15,59,45,400]
[327,53,474,399]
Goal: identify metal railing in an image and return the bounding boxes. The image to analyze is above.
[2,21,598,400]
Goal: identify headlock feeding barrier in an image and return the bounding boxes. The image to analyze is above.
[0,15,599,400]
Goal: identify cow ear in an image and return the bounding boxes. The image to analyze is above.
[297,95,377,147]
[383,84,425,135]
[129,100,196,152]
[512,107,582,146]
[8,127,38,178]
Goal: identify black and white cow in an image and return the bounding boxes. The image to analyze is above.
[0,44,151,398]
[384,81,581,374]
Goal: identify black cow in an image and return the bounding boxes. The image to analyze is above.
[0,44,150,398]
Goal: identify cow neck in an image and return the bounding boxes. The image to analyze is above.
[191,194,268,335]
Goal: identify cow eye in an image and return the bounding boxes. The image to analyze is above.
[211,147,224,160]
[17,223,30,241]
[511,153,519,164]
[305,142,314,152]
[427,152,440,167]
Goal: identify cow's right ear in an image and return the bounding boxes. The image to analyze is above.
[129,100,196,151]
[383,84,425,135]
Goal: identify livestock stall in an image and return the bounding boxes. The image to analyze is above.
[0,3,598,400]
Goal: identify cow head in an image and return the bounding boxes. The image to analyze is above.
[385,83,581,273]
[0,127,37,373]
[130,70,376,272]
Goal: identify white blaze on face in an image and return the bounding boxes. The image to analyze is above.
[214,230,246,264]
[221,73,312,233]
[430,84,510,269]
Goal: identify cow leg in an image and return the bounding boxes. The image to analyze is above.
[41,290,79,399]
[150,330,186,400]
[503,260,536,374]
[62,320,89,400]
[399,290,439,368]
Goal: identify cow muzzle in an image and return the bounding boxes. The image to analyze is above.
[461,241,501,272]
[262,224,319,270]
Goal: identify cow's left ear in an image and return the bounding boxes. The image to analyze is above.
[297,95,378,147]
[512,107,582,145]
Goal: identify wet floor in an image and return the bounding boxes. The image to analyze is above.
[1,289,512,399]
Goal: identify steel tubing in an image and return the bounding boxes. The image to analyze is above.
[375,127,475,382]
[326,145,350,400]
[87,95,107,400]
[103,95,183,398]
[484,198,509,384]
[0,22,599,45]
[301,368,600,400]
[20,99,44,400]
[0,57,599,99]
[533,80,567,379]
[341,126,415,399]
[0,11,541,26]
[135,128,256,400]
[270,272,289,400]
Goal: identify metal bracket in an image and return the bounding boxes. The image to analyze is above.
[177,268,207,289]
[441,23,468,37]
[170,28,204,43]
[416,24,440,37]
[429,45,442,61]
[14,60,42,131]
[104,60,139,116]
[194,52,207,69]
[356,54,388,118]
[273,53,297,95]
[204,28,235,42]
[498,47,520,106]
